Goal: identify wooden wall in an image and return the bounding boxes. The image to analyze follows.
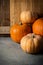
[10,0,43,26]
[32,0,43,17]
[0,0,10,26]
[10,0,32,26]
[0,0,43,26]
[0,0,10,34]
[0,0,43,34]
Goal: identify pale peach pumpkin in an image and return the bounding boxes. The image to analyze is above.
[20,33,43,54]
[10,24,31,43]
[20,11,38,24]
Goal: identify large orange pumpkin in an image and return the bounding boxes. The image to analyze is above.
[32,18,43,36]
[10,24,31,43]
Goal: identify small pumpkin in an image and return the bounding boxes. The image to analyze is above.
[32,18,43,36]
[20,11,38,24]
[10,24,31,43]
[20,33,43,54]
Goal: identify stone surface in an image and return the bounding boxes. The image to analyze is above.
[0,37,43,65]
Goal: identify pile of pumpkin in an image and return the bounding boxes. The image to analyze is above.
[10,11,43,54]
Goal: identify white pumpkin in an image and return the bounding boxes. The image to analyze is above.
[20,33,43,54]
[20,11,38,24]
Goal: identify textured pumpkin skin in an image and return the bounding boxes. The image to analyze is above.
[32,18,43,36]
[20,33,43,54]
[10,24,31,43]
[20,11,38,24]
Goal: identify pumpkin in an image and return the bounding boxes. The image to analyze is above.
[20,11,38,24]
[32,18,43,36]
[10,24,31,43]
[20,33,43,54]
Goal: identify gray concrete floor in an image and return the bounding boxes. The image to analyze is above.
[0,37,43,65]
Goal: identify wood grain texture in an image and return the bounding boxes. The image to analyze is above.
[10,0,32,26]
[0,0,10,26]
[0,0,43,34]
[10,0,43,26]
[32,0,43,18]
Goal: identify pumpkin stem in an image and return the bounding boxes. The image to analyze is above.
[32,34,35,38]
[19,22,22,25]
[32,35,35,38]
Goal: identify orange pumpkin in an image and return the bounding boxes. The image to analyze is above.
[32,18,43,36]
[20,11,38,24]
[10,24,31,43]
